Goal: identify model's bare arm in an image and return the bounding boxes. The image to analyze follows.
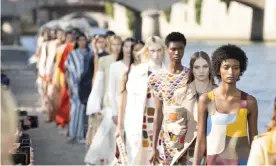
[193,93,209,165]
[152,96,163,150]
[117,73,127,130]
[150,96,164,165]
[92,54,99,87]
[247,95,258,145]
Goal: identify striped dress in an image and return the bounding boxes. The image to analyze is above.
[65,49,91,140]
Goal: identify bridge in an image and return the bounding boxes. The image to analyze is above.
[1,0,105,27]
[234,0,265,9]
[233,0,265,40]
[0,0,269,43]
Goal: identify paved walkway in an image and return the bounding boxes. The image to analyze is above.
[1,47,86,165]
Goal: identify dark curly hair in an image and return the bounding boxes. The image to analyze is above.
[211,44,248,81]
[165,32,187,47]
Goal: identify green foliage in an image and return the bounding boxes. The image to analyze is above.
[163,6,172,23]
[195,0,203,25]
[105,1,114,19]
[126,8,135,35]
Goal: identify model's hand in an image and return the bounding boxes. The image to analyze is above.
[115,126,124,138]
[149,149,163,165]
[167,118,187,135]
[112,115,118,125]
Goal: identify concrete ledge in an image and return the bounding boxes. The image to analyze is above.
[0,45,28,51]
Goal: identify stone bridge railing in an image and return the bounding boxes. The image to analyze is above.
[1,0,104,17]
[232,0,265,9]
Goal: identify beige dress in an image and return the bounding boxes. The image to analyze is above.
[247,127,276,165]
[170,81,216,165]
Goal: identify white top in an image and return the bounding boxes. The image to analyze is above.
[38,42,48,77]
[45,39,59,77]
[108,60,128,116]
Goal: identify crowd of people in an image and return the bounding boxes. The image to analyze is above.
[32,26,276,166]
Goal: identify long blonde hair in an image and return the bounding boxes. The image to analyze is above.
[1,87,18,165]
[138,36,166,63]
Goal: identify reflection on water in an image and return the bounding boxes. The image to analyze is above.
[21,36,276,132]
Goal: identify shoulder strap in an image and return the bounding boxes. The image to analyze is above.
[240,91,248,109]
[207,91,214,101]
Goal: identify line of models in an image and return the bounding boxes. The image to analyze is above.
[34,27,275,165]
[85,32,275,166]
[35,27,114,144]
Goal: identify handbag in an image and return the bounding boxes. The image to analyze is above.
[111,136,128,166]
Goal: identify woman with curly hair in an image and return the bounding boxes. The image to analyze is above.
[247,97,276,165]
[193,44,258,165]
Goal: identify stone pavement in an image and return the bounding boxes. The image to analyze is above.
[1,47,86,165]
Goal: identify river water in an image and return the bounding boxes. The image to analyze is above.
[20,36,276,133]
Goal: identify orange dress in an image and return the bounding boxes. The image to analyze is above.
[55,43,74,128]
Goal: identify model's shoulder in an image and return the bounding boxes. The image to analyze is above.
[148,69,164,81]
[252,131,271,146]
[99,55,109,63]
[183,66,190,73]
[57,44,66,51]
[254,133,268,140]
[199,92,212,104]
[135,62,148,70]
[110,60,119,67]
[247,94,257,104]
[47,40,54,44]
[242,92,258,107]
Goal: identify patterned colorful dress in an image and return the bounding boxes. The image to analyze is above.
[139,71,156,164]
[142,87,155,147]
[206,91,250,165]
[148,67,189,164]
